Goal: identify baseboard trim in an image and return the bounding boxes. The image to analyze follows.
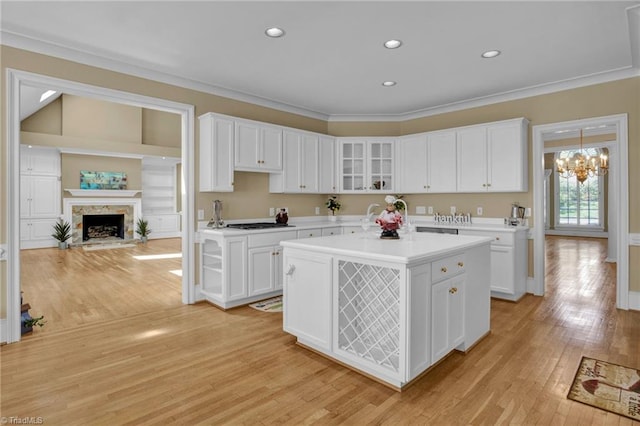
[526,277,538,296]
[0,318,7,344]
[629,291,640,311]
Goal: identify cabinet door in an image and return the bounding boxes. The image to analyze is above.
[248,246,276,295]
[283,251,332,351]
[199,114,234,192]
[273,246,284,290]
[457,126,487,192]
[234,121,260,170]
[260,126,283,172]
[21,146,60,176]
[281,131,302,192]
[398,134,428,193]
[427,131,457,193]
[340,140,366,192]
[20,175,31,218]
[487,122,526,192]
[369,141,394,192]
[490,245,515,294]
[318,136,336,193]
[431,275,465,364]
[29,176,60,218]
[299,133,319,192]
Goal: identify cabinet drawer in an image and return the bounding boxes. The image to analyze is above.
[432,254,466,283]
[297,228,322,239]
[321,227,341,236]
[248,230,297,248]
[459,229,514,246]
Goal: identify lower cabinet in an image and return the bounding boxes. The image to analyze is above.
[431,274,465,364]
[283,249,333,351]
[248,245,283,295]
[145,214,181,239]
[200,236,247,307]
[20,218,59,249]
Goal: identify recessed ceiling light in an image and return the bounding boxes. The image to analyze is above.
[39,90,56,102]
[384,39,402,49]
[265,27,285,38]
[481,50,501,58]
[382,81,397,87]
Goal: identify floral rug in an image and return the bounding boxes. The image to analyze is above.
[568,356,640,421]
[249,296,282,313]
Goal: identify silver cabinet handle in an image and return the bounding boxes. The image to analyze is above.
[285,264,295,276]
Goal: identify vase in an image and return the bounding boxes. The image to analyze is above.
[328,215,337,222]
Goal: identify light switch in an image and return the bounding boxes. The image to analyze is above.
[450,206,456,215]
[415,206,426,215]
[197,209,205,220]
[428,206,433,215]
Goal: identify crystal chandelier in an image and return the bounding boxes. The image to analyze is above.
[555,129,608,184]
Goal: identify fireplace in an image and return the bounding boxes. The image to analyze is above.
[64,198,142,245]
[82,214,125,241]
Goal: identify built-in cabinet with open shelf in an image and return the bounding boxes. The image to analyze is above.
[142,157,181,239]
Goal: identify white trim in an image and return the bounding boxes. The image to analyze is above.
[64,189,141,197]
[57,147,144,159]
[630,234,640,246]
[545,229,608,239]
[0,318,6,344]
[6,69,196,344]
[532,114,629,309]
[2,30,639,123]
[630,291,640,311]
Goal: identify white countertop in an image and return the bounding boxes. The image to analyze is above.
[281,232,492,265]
[198,215,528,236]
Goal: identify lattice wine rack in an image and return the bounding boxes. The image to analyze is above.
[337,260,400,373]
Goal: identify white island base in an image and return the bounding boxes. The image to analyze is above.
[281,232,492,390]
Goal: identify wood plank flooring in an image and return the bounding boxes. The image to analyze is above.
[2,236,638,424]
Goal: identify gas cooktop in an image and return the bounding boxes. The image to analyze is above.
[226,222,294,230]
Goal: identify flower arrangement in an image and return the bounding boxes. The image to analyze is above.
[325,196,341,215]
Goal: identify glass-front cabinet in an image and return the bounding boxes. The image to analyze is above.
[339,138,395,193]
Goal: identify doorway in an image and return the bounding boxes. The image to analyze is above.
[5,69,196,343]
[531,114,629,309]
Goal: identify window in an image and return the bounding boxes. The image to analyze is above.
[554,148,604,228]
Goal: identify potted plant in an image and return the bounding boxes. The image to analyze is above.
[51,219,71,249]
[136,218,151,243]
[22,315,46,334]
[325,196,341,221]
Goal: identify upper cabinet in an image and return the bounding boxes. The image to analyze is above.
[234,119,283,172]
[270,129,319,193]
[20,146,60,176]
[318,136,337,194]
[199,113,235,192]
[398,130,457,193]
[456,118,528,193]
[339,138,395,193]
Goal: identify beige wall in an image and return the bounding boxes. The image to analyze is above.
[142,109,181,148]
[1,44,639,321]
[61,154,142,193]
[21,97,62,134]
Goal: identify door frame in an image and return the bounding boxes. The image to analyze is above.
[531,114,629,309]
[5,69,196,343]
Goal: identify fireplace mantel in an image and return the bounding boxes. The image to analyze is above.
[63,198,142,244]
[65,189,141,197]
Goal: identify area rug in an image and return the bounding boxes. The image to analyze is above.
[567,356,640,421]
[249,296,282,313]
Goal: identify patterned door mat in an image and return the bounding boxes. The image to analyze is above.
[249,296,282,313]
[568,356,640,421]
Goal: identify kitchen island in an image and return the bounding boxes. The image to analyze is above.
[281,232,492,390]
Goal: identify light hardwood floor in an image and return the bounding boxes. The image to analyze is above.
[2,236,638,424]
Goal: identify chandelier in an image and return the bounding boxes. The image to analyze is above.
[555,129,608,184]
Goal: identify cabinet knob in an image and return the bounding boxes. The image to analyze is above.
[496,237,500,240]
[449,287,455,294]
[482,183,486,187]
[487,183,491,187]
[441,267,447,273]
[458,261,464,267]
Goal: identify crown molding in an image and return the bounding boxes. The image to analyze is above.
[1,31,330,122]
[3,30,638,124]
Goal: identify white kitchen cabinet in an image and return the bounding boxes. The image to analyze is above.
[321,227,341,237]
[339,138,395,193]
[144,213,181,239]
[398,130,456,193]
[431,274,465,364]
[318,136,337,193]
[342,226,363,235]
[457,118,528,193]
[199,113,234,192]
[234,119,282,172]
[248,246,283,294]
[269,129,318,193]
[20,146,60,176]
[283,249,333,351]
[458,228,528,301]
[200,236,248,306]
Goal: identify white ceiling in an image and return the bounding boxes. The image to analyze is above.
[2,1,639,121]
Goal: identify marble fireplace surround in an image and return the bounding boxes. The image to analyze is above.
[63,198,142,244]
